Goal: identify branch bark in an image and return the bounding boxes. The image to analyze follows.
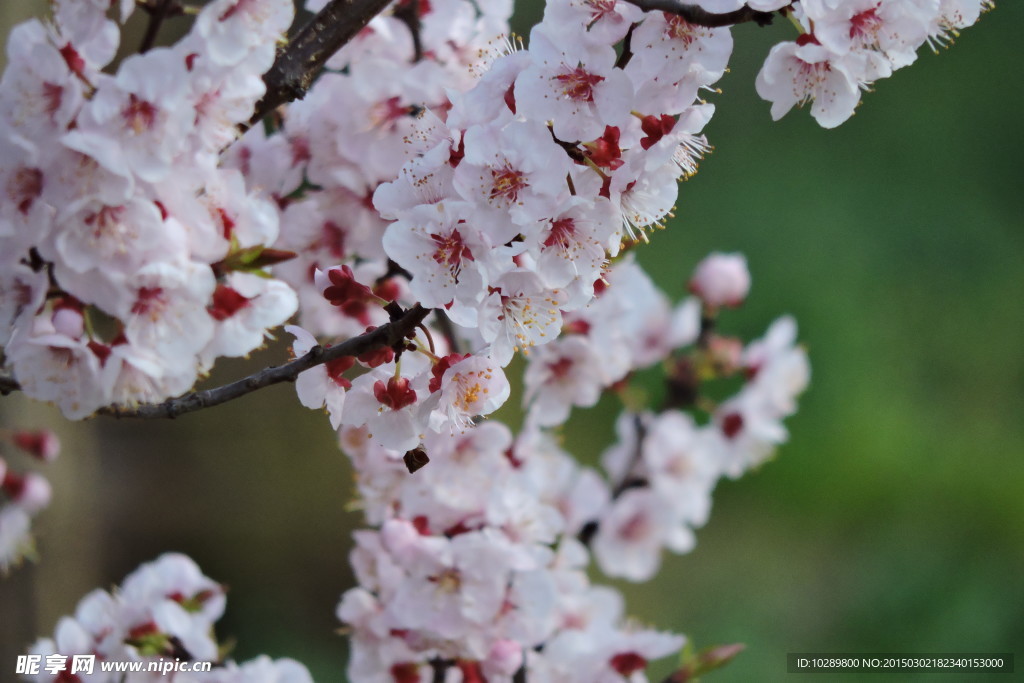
[429,658,452,683]
[248,0,396,129]
[576,412,648,546]
[1,304,432,417]
[249,0,778,131]
[0,375,19,396]
[392,0,424,62]
[88,304,428,419]
[138,0,180,54]
[621,0,779,27]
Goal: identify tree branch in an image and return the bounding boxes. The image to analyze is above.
[248,0,396,129]
[0,375,19,396]
[138,0,182,54]
[92,304,428,419]
[621,0,779,27]
[429,658,452,683]
[431,309,462,355]
[392,0,424,62]
[577,413,649,546]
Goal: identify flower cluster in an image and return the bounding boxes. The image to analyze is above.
[1,428,58,573]
[338,423,685,682]
[270,0,987,452]
[273,0,743,448]
[0,0,298,418]
[226,0,515,341]
[2,0,990,680]
[333,254,808,679]
[756,0,993,127]
[25,553,313,683]
[593,321,809,580]
[370,0,736,352]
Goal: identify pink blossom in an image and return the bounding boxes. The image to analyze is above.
[688,251,750,308]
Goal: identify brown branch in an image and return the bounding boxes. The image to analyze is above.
[138,0,182,54]
[697,310,715,349]
[392,0,424,62]
[0,375,19,396]
[248,0,396,130]
[577,413,649,546]
[429,658,452,683]
[431,309,462,355]
[376,259,413,286]
[615,22,638,70]
[622,0,779,27]
[93,304,428,419]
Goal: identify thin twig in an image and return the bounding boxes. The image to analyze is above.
[248,0,396,130]
[93,304,428,419]
[577,413,649,546]
[0,375,19,396]
[432,309,462,355]
[697,311,715,349]
[376,259,413,286]
[429,658,452,683]
[392,0,425,62]
[615,23,637,70]
[622,0,778,27]
[611,413,649,498]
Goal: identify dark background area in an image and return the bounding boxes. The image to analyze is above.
[1,2,1022,681]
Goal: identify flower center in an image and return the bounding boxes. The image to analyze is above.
[554,67,604,102]
[430,228,473,280]
[544,218,576,249]
[850,6,883,44]
[663,14,697,45]
[489,165,527,204]
[122,95,158,134]
[132,287,167,318]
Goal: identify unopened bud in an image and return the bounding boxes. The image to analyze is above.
[12,429,61,462]
[485,639,523,677]
[3,471,52,514]
[706,335,744,375]
[381,518,421,556]
[52,308,85,338]
[699,642,745,669]
[689,253,750,309]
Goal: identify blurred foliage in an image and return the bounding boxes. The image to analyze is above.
[1,2,1022,681]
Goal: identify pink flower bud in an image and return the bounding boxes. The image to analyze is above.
[12,429,61,462]
[4,471,52,514]
[381,519,420,556]
[688,253,750,309]
[484,639,523,677]
[707,335,744,375]
[373,377,417,411]
[52,308,85,338]
[313,266,374,324]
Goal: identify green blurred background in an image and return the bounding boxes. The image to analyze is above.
[1,2,1021,681]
